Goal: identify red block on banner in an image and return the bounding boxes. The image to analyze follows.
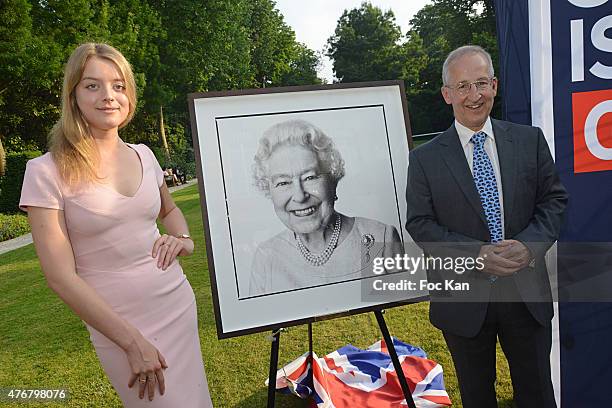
[573,89,612,173]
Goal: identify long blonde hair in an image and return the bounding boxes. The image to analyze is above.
[49,43,137,185]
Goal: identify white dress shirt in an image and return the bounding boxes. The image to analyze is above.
[454,117,505,237]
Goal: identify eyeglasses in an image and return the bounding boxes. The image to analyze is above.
[445,77,496,96]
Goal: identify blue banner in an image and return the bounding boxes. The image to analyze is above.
[495,0,612,406]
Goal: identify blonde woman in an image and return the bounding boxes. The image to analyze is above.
[19,43,213,407]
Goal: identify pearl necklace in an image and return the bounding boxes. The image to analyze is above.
[295,214,342,267]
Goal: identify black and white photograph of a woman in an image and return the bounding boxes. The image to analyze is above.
[248,118,402,296]
[215,105,406,298]
[190,84,420,336]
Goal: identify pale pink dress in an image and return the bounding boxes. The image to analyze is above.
[19,144,213,407]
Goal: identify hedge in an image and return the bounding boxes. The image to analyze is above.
[0,213,30,242]
[0,150,42,214]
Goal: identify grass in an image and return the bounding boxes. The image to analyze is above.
[0,185,513,407]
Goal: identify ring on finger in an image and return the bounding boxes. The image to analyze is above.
[139,377,147,384]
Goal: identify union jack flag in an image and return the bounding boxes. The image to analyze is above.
[269,337,452,407]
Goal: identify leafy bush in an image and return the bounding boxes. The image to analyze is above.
[0,150,42,213]
[0,213,30,242]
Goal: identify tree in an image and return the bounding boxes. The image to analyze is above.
[149,0,321,160]
[407,0,500,133]
[0,0,166,150]
[146,0,255,162]
[0,0,323,159]
[152,0,253,99]
[0,0,65,150]
[279,43,322,86]
[326,2,423,84]
[248,0,299,87]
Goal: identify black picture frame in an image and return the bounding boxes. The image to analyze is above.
[188,81,426,339]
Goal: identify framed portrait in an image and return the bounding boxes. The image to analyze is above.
[189,81,428,338]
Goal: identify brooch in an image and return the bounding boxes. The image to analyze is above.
[361,234,375,262]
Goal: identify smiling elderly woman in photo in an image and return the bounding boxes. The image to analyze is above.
[249,119,401,296]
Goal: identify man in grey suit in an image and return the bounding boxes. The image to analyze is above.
[405,45,568,408]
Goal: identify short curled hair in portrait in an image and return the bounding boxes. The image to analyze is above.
[252,119,345,196]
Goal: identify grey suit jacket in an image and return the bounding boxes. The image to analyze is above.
[405,119,568,337]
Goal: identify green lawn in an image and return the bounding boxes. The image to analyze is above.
[0,185,513,407]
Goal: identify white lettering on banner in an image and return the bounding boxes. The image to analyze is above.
[592,15,612,52]
[570,7,612,81]
[568,0,608,7]
[572,20,585,81]
[584,100,612,160]
[590,15,612,78]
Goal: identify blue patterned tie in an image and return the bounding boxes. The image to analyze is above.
[471,132,502,282]
[471,131,503,243]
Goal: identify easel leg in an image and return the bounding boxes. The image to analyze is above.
[267,329,281,408]
[374,310,417,408]
[307,323,313,389]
